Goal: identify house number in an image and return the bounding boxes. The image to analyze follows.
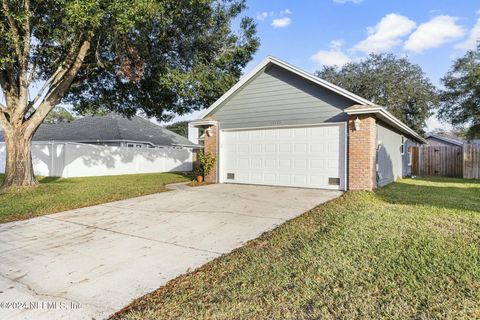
[272,121,282,125]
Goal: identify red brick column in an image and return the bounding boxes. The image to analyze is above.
[348,114,377,190]
[203,124,218,183]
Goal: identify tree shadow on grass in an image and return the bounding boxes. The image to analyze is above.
[375,178,480,213]
[38,176,63,184]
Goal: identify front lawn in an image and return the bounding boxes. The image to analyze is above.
[113,177,480,320]
[0,172,189,224]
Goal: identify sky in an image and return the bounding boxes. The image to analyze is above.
[168,0,480,131]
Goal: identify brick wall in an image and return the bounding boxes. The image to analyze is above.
[203,124,218,183]
[348,114,377,190]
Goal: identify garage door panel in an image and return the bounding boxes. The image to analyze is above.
[278,174,291,185]
[221,124,345,190]
[294,144,308,153]
[263,173,276,184]
[294,159,307,169]
[264,159,276,169]
[264,144,276,153]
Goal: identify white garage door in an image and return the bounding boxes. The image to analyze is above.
[220,124,346,190]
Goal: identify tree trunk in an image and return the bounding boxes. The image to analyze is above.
[1,129,37,189]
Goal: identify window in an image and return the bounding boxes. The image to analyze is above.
[408,147,413,166]
[127,143,135,148]
[400,136,405,155]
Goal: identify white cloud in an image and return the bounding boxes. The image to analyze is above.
[354,13,416,53]
[404,15,466,53]
[258,9,292,28]
[311,40,351,67]
[272,17,291,28]
[256,12,269,21]
[455,16,480,51]
[333,0,364,4]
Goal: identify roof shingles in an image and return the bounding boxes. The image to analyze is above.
[1,114,196,147]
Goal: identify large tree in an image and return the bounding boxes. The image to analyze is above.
[315,53,438,133]
[44,106,76,123]
[0,0,258,189]
[165,121,188,137]
[439,44,480,139]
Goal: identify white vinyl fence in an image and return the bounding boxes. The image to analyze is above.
[0,142,193,178]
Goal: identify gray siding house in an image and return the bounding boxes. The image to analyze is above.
[376,122,419,186]
[426,135,463,149]
[189,56,426,191]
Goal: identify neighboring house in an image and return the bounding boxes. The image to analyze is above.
[189,56,426,191]
[0,114,198,178]
[1,113,196,148]
[28,113,198,148]
[426,135,464,149]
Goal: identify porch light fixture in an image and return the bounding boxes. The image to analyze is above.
[354,117,361,131]
[205,127,213,137]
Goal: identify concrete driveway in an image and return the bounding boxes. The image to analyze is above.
[0,183,341,320]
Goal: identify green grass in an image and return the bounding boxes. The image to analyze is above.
[0,172,189,223]
[113,177,480,320]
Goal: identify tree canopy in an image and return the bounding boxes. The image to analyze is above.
[165,121,189,137]
[0,0,259,188]
[315,53,438,133]
[44,106,76,123]
[439,44,480,139]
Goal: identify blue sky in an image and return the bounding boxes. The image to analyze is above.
[172,0,480,130]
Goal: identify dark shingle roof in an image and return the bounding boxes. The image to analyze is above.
[426,135,464,147]
[0,113,196,147]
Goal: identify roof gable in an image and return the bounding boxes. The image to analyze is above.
[200,56,375,119]
[426,135,464,146]
[198,56,425,144]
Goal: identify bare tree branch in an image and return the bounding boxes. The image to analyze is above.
[26,32,93,133]
[29,33,85,108]
[22,0,31,62]
[13,0,32,122]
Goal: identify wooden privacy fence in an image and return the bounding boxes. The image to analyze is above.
[411,144,480,179]
[463,144,480,179]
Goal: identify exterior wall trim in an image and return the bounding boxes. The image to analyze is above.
[345,106,426,144]
[220,121,347,132]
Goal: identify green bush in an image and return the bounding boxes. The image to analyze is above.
[198,150,216,177]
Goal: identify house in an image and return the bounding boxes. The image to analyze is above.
[189,56,426,191]
[24,113,198,148]
[0,114,198,178]
[426,135,463,149]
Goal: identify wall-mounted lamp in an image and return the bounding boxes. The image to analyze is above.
[205,127,213,137]
[354,117,361,131]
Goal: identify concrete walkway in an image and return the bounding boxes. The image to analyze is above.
[0,183,341,319]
